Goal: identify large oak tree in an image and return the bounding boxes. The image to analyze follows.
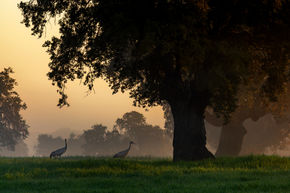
[19,0,290,160]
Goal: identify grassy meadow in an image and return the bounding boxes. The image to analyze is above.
[0,156,289,193]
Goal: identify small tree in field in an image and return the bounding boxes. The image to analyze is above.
[19,0,290,160]
[0,67,29,151]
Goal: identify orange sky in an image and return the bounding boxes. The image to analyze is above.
[0,0,164,155]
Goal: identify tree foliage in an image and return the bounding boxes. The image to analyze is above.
[0,68,29,150]
[18,0,289,114]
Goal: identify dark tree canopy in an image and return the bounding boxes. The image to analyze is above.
[18,0,290,112]
[19,0,290,160]
[0,68,29,150]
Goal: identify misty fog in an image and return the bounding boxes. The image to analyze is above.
[1,111,289,158]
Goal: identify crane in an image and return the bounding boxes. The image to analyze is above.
[113,141,135,158]
[50,139,67,158]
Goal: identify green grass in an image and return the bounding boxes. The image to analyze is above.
[0,156,289,193]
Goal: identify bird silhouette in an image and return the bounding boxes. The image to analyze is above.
[113,141,135,158]
[50,139,67,158]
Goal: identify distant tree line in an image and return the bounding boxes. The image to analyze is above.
[35,111,172,157]
[36,104,290,157]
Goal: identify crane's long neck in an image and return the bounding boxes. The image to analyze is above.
[64,140,67,150]
[128,143,132,151]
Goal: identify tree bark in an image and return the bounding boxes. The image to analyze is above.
[170,97,215,161]
[215,121,246,157]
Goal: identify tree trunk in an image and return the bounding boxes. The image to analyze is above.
[170,97,215,161]
[215,121,246,157]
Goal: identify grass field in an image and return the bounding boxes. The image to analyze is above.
[0,156,289,193]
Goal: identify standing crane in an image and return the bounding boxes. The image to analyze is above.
[113,141,135,158]
[50,139,67,158]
